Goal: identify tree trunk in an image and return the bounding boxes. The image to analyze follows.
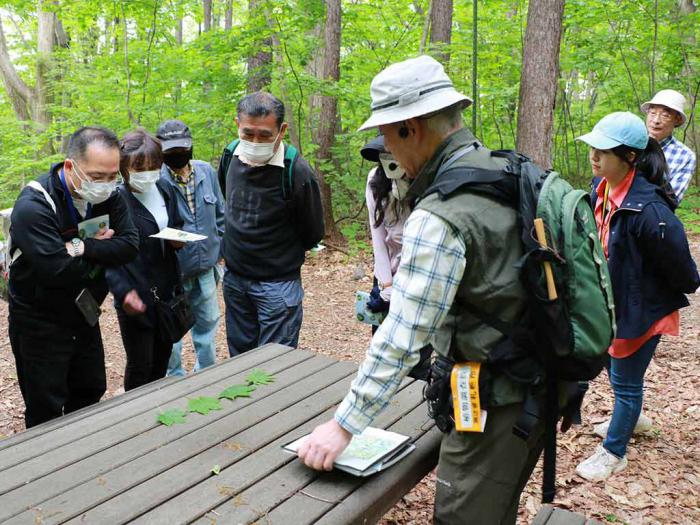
[0,17,32,120]
[175,17,183,44]
[516,0,565,170]
[225,0,233,30]
[679,0,696,14]
[313,0,343,242]
[203,0,212,32]
[246,0,272,92]
[429,0,453,65]
[35,2,56,129]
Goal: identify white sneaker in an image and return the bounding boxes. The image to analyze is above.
[593,412,653,439]
[575,445,628,481]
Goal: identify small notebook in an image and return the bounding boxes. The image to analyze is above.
[283,426,415,477]
[149,227,207,242]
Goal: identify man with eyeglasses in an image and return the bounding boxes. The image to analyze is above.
[641,89,696,201]
[8,126,139,428]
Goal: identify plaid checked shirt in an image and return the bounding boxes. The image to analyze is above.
[168,163,196,217]
[660,135,696,201]
[335,209,467,434]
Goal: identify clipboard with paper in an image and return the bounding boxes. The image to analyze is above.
[283,426,415,477]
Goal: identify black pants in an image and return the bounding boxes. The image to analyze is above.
[9,323,106,429]
[118,315,172,391]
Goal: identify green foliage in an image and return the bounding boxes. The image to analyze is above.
[218,384,257,400]
[156,408,188,426]
[0,0,698,240]
[677,187,700,234]
[187,396,223,415]
[245,369,274,386]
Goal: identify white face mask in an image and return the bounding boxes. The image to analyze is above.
[391,178,411,200]
[70,160,118,205]
[128,170,160,193]
[238,131,281,165]
[379,153,406,180]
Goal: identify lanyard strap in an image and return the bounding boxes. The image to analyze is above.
[599,183,610,240]
[60,168,91,226]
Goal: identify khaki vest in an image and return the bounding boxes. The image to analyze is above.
[416,142,528,405]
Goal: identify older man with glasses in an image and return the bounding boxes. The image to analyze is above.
[7,126,138,428]
[641,89,696,201]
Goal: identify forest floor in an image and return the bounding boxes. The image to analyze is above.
[1,238,699,525]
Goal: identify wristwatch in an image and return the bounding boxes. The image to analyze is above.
[70,238,82,257]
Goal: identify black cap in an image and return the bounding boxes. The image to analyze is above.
[156,120,193,151]
[360,135,385,162]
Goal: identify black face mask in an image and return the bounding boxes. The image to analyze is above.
[164,149,193,170]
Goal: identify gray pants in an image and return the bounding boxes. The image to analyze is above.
[434,403,544,525]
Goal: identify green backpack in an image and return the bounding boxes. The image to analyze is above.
[428,148,616,503]
[222,139,298,199]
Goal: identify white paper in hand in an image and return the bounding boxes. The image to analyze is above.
[283,426,414,477]
[77,214,110,239]
[149,227,207,242]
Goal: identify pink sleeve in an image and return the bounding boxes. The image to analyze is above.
[366,169,393,286]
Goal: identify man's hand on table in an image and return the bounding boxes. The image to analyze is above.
[297,419,353,471]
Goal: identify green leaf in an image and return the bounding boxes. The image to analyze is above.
[157,408,187,426]
[188,396,223,415]
[246,369,275,386]
[211,464,221,475]
[219,384,257,401]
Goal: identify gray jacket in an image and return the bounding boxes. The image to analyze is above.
[159,160,225,279]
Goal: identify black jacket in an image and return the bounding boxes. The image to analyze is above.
[592,174,700,339]
[106,180,184,327]
[219,145,325,281]
[8,163,139,337]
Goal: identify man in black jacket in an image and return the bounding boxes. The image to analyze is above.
[8,126,139,428]
[217,92,324,356]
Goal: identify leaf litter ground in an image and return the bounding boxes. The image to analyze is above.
[1,240,699,524]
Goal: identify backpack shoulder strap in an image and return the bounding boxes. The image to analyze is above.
[26,180,57,214]
[225,139,240,154]
[282,144,298,200]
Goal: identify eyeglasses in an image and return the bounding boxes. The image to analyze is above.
[647,109,676,123]
[71,160,122,184]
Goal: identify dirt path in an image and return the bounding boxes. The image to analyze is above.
[1,240,699,524]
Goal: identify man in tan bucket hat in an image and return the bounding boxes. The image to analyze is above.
[298,55,545,524]
[641,89,696,201]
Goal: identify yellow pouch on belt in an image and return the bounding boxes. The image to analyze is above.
[451,361,488,432]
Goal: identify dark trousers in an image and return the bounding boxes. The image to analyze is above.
[223,271,303,357]
[9,323,106,429]
[118,315,172,391]
[434,402,544,525]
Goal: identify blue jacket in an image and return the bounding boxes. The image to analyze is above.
[592,174,699,339]
[159,160,225,279]
[106,180,183,327]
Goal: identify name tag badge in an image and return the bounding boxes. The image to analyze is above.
[451,362,487,432]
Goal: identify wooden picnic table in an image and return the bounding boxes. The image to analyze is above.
[0,343,440,525]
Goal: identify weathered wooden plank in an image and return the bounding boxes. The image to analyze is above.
[532,505,555,525]
[0,345,292,452]
[202,396,435,525]
[3,360,357,525]
[129,379,422,525]
[0,348,314,496]
[0,344,294,472]
[0,375,181,453]
[313,427,441,525]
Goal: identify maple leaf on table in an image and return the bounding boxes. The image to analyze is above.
[245,369,275,386]
[219,384,256,401]
[157,408,187,426]
[187,396,223,415]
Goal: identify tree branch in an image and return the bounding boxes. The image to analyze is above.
[0,16,33,120]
